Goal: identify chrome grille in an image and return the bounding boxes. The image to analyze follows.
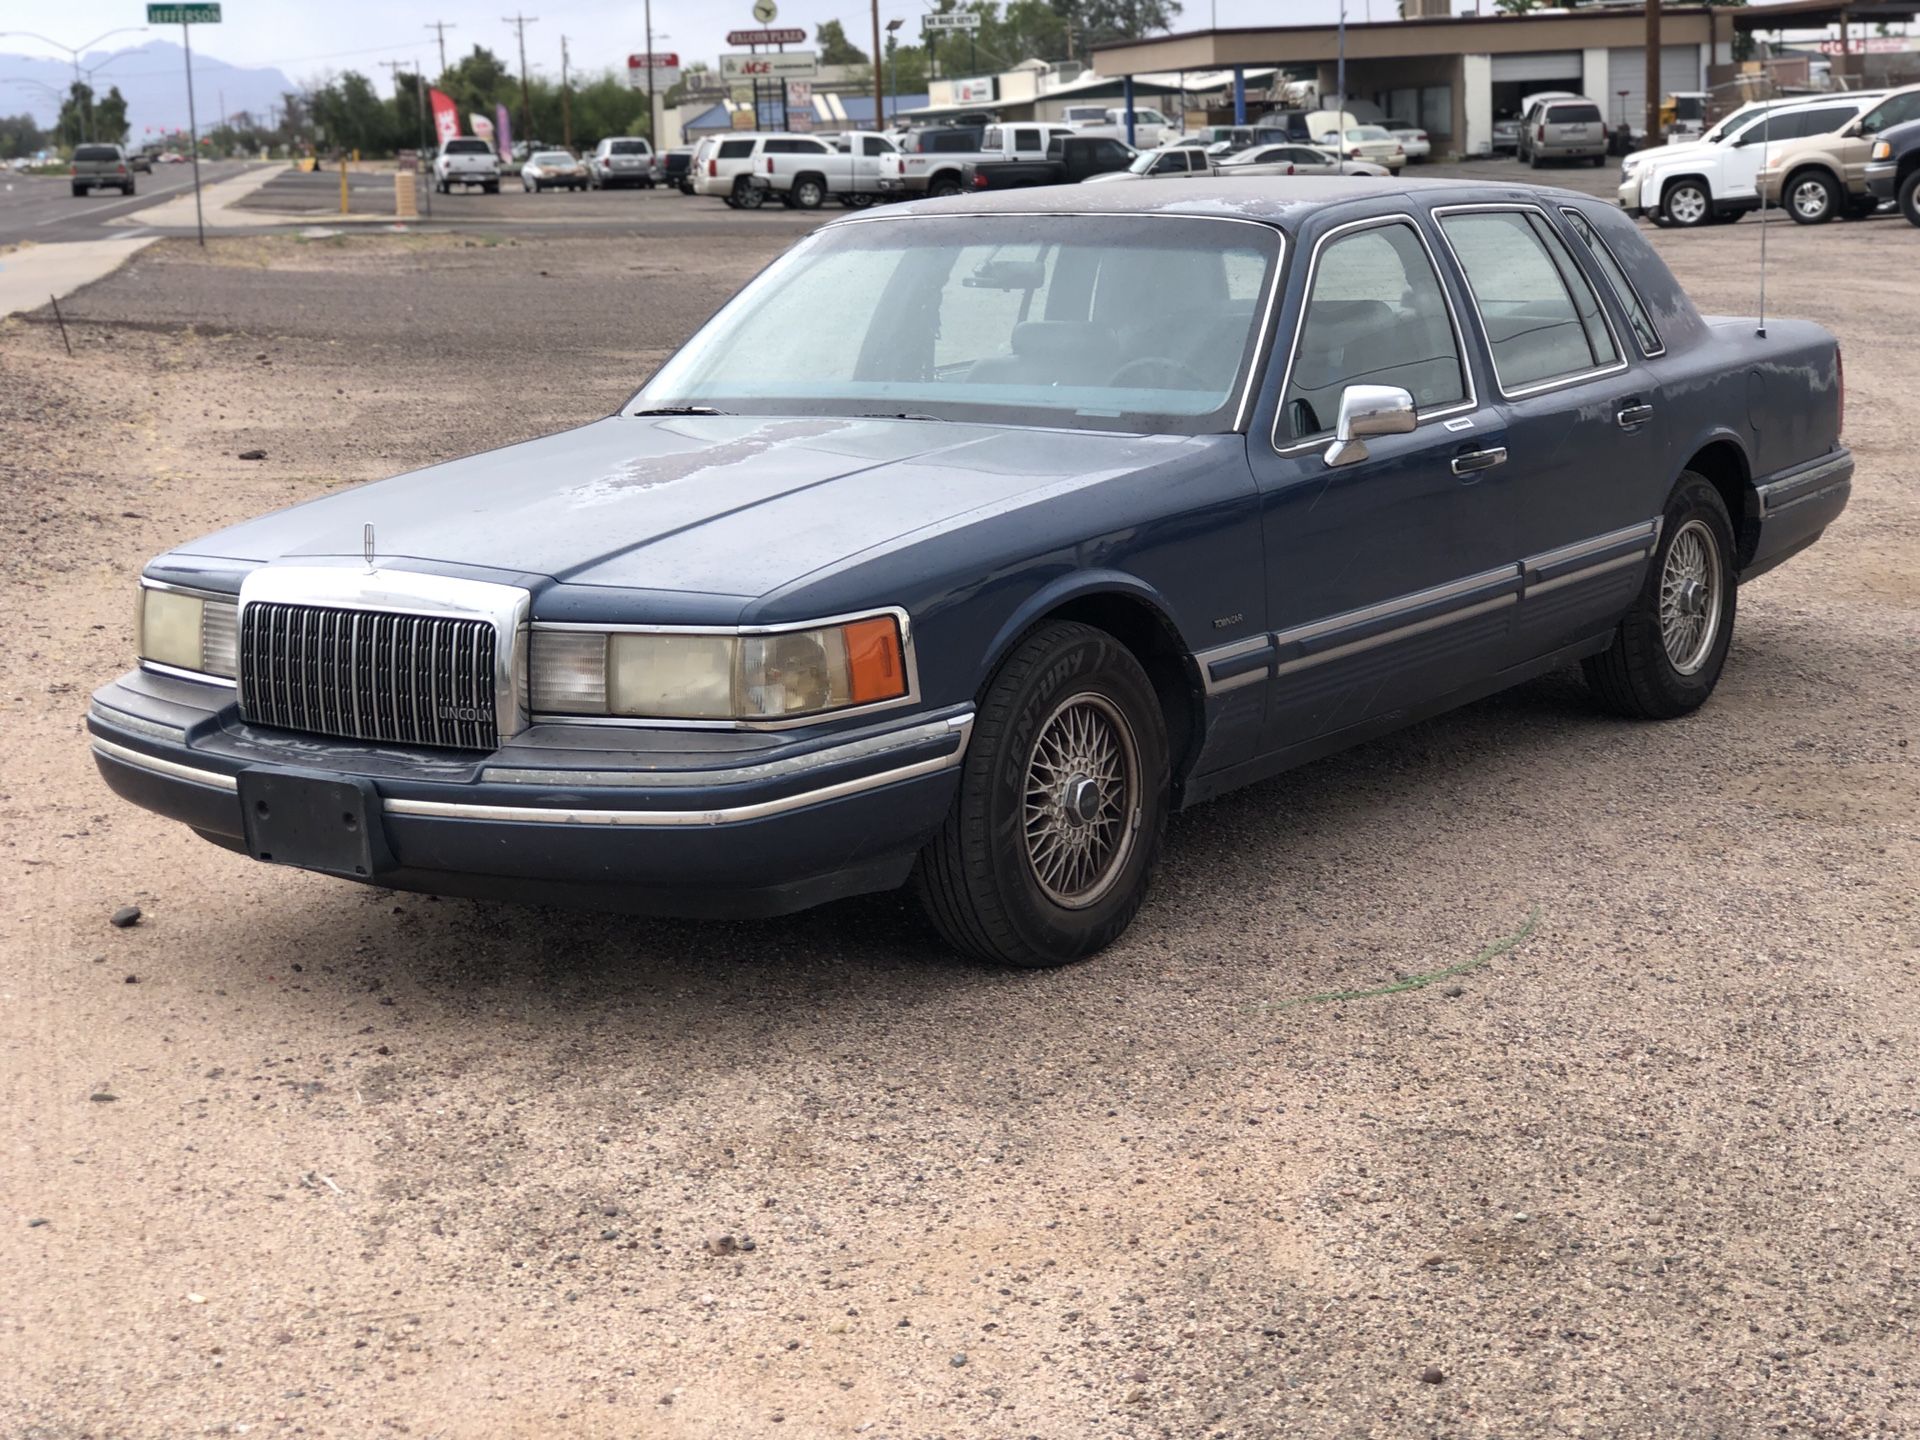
[239,601,498,750]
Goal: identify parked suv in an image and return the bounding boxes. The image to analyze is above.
[1864,117,1920,227]
[1757,84,1920,223]
[693,133,770,207]
[71,142,134,196]
[1519,97,1607,167]
[1619,92,1886,227]
[588,136,656,190]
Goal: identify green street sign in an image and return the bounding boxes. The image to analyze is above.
[148,3,222,22]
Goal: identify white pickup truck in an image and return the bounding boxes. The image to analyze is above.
[752,131,901,209]
[877,122,1079,198]
[433,137,500,194]
[1059,104,1180,148]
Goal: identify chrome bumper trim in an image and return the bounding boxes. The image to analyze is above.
[93,715,972,828]
[1756,452,1853,517]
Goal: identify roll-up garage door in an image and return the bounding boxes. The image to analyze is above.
[1607,45,1705,131]
[1490,51,1583,83]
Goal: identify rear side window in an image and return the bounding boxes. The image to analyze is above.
[1560,209,1663,356]
[1282,221,1466,442]
[1014,128,1041,150]
[1441,209,1619,391]
[718,140,755,159]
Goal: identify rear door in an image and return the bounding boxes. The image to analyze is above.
[1434,203,1665,659]
[1247,214,1518,749]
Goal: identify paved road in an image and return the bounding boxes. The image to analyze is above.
[0,162,271,245]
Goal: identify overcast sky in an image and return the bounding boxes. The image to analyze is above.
[5,0,1408,94]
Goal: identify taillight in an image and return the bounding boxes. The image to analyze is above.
[117,164,127,173]
[707,159,717,176]
[1537,124,1546,141]
[766,157,774,172]
[971,172,988,188]
[1348,148,1360,158]
[1836,346,1845,436]
[69,163,76,174]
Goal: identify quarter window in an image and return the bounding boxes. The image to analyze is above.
[1560,208,1662,355]
[1440,209,1618,391]
[1281,221,1467,442]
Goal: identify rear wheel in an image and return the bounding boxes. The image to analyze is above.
[1901,170,1920,228]
[1662,180,1712,228]
[791,176,826,209]
[929,176,963,198]
[731,175,764,209]
[915,622,1169,968]
[1787,170,1838,224]
[71,183,86,197]
[1582,473,1737,720]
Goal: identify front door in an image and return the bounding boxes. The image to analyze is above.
[1248,215,1519,751]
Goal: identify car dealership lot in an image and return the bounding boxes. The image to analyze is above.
[3,208,1915,1437]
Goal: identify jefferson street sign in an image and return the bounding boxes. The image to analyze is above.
[922,12,981,28]
[147,3,221,21]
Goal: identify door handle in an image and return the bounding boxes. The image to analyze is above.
[1617,402,1656,429]
[1451,446,1508,477]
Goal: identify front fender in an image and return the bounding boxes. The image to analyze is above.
[975,568,1193,684]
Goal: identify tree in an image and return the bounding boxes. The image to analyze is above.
[307,70,391,154]
[818,19,869,66]
[56,82,94,147]
[440,45,515,125]
[0,112,47,157]
[94,86,129,144]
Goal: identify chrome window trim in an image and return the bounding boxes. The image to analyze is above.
[1432,202,1631,400]
[528,604,921,732]
[236,566,533,741]
[810,209,1288,435]
[1557,206,1666,358]
[1267,213,1477,458]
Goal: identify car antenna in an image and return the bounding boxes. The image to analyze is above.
[1756,87,1773,339]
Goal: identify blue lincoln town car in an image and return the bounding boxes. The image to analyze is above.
[90,180,1852,966]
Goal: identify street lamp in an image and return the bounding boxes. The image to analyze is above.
[0,27,150,141]
[885,18,903,127]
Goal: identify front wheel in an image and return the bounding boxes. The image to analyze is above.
[1662,180,1712,228]
[1582,474,1737,719]
[915,622,1169,967]
[791,177,826,209]
[1787,171,1837,224]
[1901,170,1920,229]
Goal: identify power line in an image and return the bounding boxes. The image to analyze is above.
[423,20,456,77]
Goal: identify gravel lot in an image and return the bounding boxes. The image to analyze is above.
[3,202,1915,1439]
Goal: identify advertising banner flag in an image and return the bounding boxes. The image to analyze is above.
[470,113,495,148]
[495,103,513,159]
[428,88,460,145]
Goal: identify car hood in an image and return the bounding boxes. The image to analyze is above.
[179,414,1209,605]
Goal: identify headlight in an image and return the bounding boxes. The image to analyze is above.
[530,612,910,722]
[1870,140,1892,161]
[137,584,237,678]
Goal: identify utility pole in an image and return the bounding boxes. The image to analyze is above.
[559,35,573,150]
[643,0,655,144]
[377,59,407,98]
[503,12,538,153]
[1644,0,1661,149]
[870,0,883,134]
[424,20,455,77]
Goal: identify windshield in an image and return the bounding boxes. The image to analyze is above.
[636,215,1282,435]
[1125,150,1162,174]
[533,152,573,165]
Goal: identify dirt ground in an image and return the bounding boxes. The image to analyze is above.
[2,211,1915,1440]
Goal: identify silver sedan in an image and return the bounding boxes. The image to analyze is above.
[521,151,588,193]
[1214,144,1390,179]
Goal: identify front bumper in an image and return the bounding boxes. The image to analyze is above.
[1866,161,1898,200]
[89,669,971,918]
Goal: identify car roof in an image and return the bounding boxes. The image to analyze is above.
[842,177,1595,228]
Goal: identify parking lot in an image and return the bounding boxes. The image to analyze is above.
[3,186,1916,1438]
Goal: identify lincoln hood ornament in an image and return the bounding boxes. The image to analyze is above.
[362,523,376,574]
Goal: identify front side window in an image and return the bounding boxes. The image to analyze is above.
[863,136,893,156]
[637,215,1282,435]
[1281,221,1466,442]
[1014,128,1041,150]
[1863,91,1920,134]
[1441,209,1618,392]
[1561,209,1662,355]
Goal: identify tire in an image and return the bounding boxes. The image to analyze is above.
[1786,170,1837,224]
[929,177,963,198]
[915,621,1169,967]
[1901,170,1920,229]
[792,176,826,209]
[1662,179,1712,228]
[1582,474,1738,720]
[123,181,135,194]
[732,176,764,209]
[71,184,86,197]
[1528,150,1542,170]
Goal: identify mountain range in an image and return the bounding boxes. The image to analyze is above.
[0,39,295,140]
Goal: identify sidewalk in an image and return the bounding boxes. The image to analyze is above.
[0,236,158,320]
[104,164,339,230]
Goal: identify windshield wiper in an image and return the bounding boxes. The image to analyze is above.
[630,405,729,416]
[856,411,945,422]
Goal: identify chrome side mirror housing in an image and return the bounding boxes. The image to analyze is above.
[1323,384,1418,467]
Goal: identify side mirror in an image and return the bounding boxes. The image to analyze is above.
[1324,384,1417,467]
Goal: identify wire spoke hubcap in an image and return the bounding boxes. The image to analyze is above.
[1658,519,1723,675]
[1022,692,1141,910]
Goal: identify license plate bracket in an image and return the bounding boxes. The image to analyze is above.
[238,769,391,879]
